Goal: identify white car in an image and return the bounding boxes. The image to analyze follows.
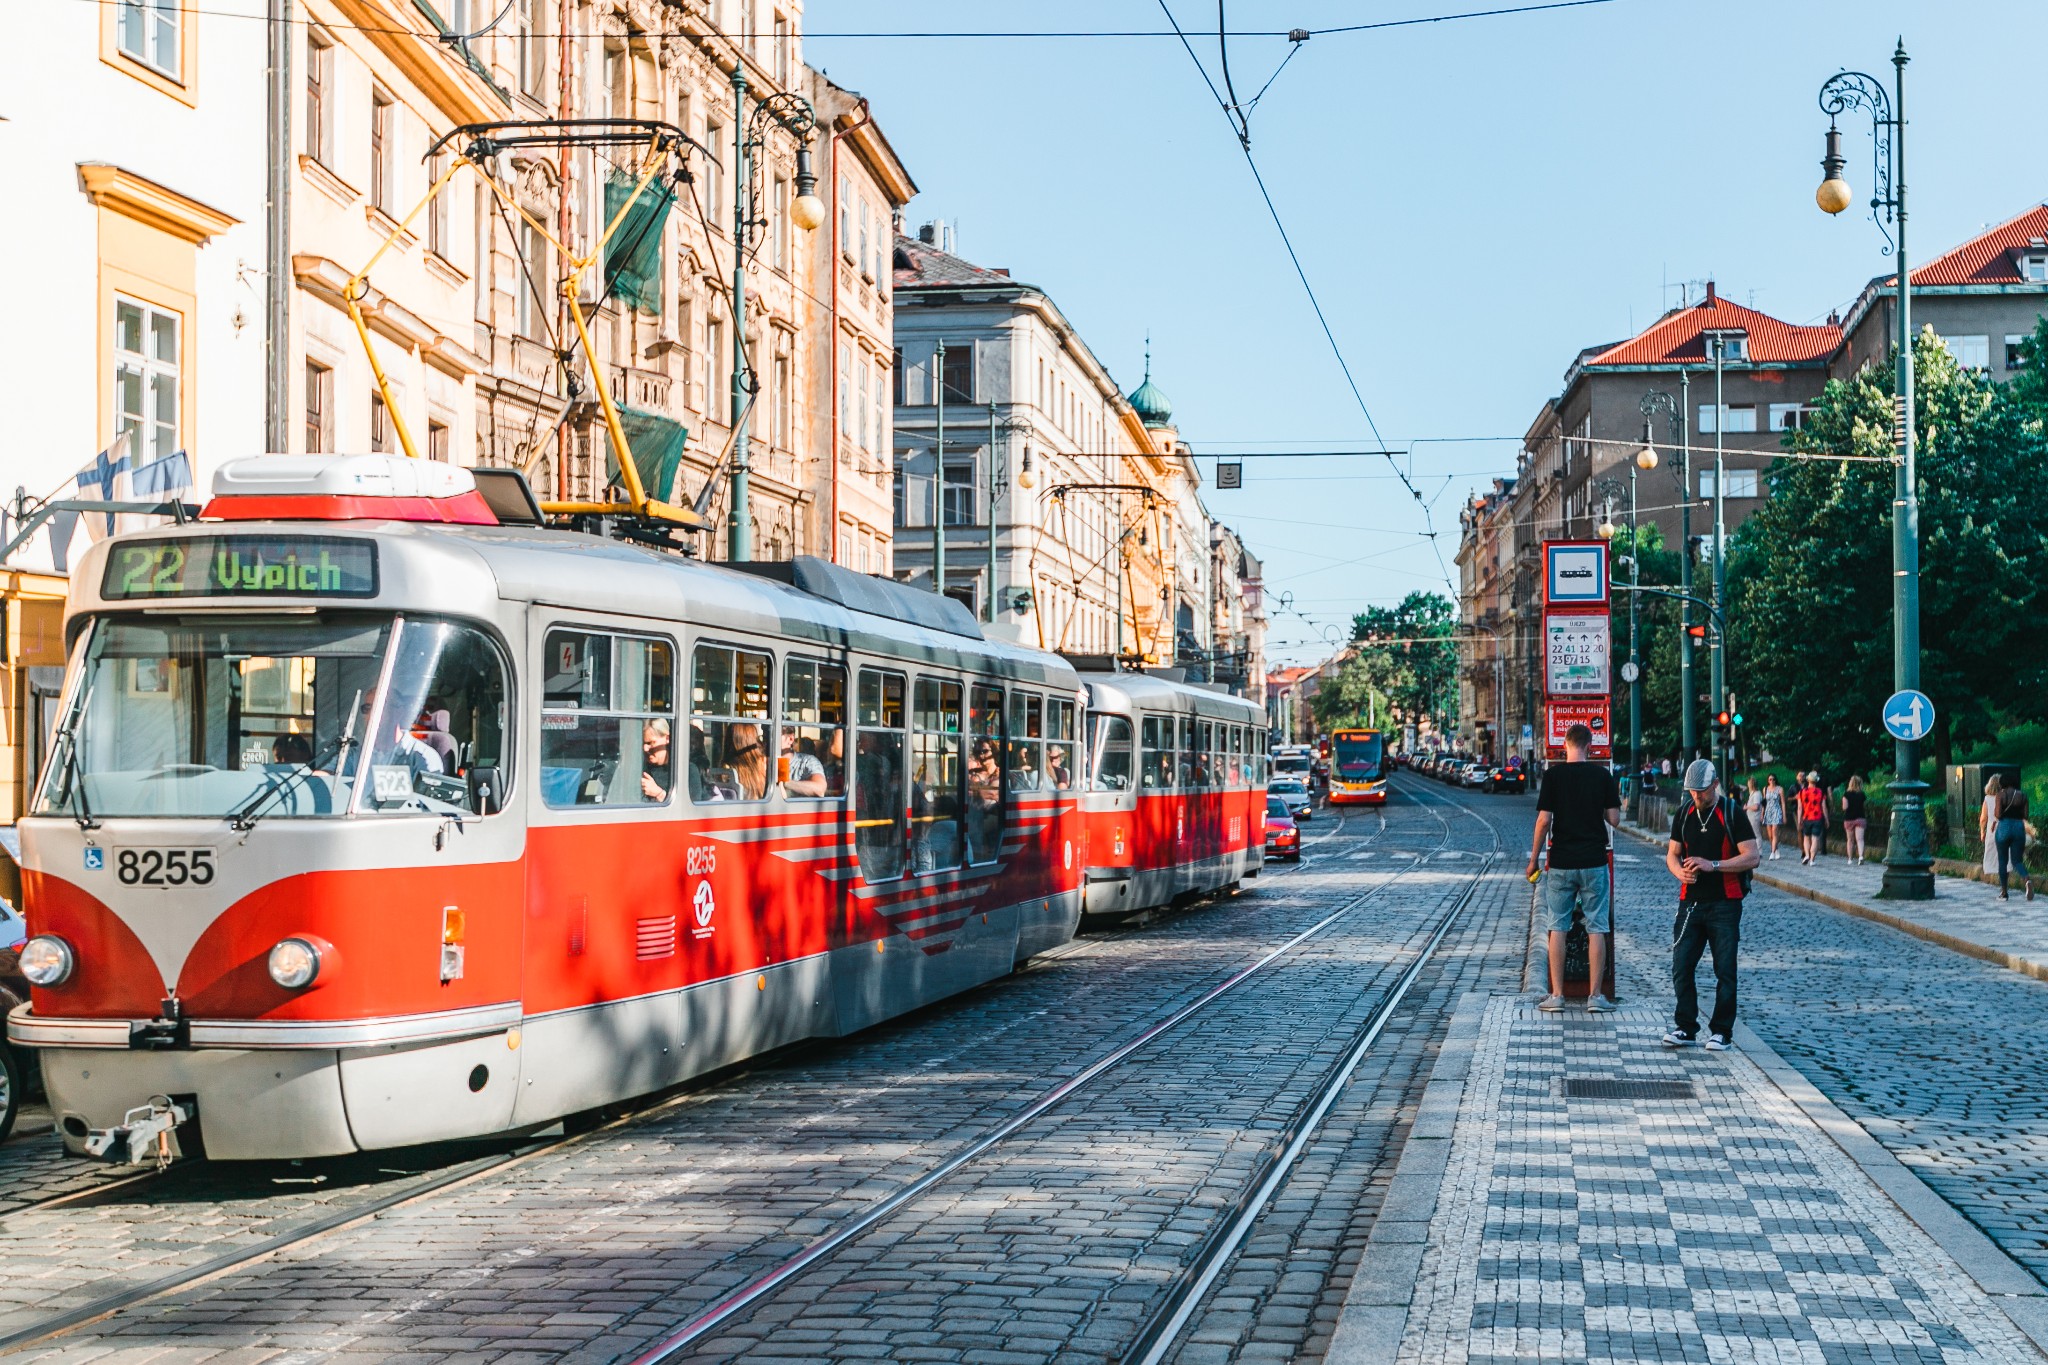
[1269,777,1313,819]
[1459,761,1490,788]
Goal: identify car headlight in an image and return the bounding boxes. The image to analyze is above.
[19,935,74,987]
[268,937,322,989]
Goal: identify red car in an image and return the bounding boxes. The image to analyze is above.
[1264,795,1303,862]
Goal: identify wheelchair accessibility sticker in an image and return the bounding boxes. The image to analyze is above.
[83,847,105,872]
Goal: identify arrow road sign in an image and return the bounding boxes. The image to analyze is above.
[1882,689,1934,742]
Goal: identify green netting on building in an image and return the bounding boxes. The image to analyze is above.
[603,171,675,314]
[607,407,690,504]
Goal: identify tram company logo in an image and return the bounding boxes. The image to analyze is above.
[691,880,717,939]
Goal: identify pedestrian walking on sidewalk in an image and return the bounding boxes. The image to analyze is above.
[1981,775,2006,879]
[1527,722,1621,1015]
[1760,774,1786,859]
[1993,782,2033,901]
[1664,759,1761,1052]
[1795,772,1828,865]
[1841,776,1869,864]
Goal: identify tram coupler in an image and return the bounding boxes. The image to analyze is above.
[129,996,190,1049]
[81,1094,194,1168]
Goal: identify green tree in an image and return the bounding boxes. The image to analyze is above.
[1609,523,1690,760]
[1312,592,1459,732]
[1727,328,2048,774]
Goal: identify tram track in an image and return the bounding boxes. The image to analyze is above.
[626,784,1495,1363]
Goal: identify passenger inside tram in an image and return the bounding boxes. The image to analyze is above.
[641,719,673,802]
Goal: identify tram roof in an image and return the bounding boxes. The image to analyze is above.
[69,520,1080,688]
[1081,670,1264,721]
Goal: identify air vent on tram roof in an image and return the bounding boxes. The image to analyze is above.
[728,556,985,640]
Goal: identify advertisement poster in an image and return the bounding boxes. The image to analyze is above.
[1545,613,1611,695]
[1546,699,1612,757]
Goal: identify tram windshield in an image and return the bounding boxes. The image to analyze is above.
[1332,731,1385,781]
[35,612,508,820]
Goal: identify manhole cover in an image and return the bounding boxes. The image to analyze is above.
[1560,1078,1697,1101]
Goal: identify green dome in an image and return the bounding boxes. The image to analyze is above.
[1127,346,1173,428]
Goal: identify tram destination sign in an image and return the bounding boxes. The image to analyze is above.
[102,535,379,600]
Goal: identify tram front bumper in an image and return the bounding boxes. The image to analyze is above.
[40,1045,355,1161]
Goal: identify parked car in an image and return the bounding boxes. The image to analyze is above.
[1484,763,1528,795]
[1263,795,1303,862]
[1459,760,1490,788]
[1269,776,1313,820]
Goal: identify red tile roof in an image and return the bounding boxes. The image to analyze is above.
[1585,292,1841,367]
[893,235,1021,290]
[1908,204,2048,286]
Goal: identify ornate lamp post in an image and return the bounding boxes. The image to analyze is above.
[1640,383,1694,757]
[726,78,823,561]
[1816,42,1931,899]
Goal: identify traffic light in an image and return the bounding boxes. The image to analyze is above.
[1715,710,1732,728]
[1686,625,1708,640]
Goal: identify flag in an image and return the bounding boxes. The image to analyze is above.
[75,432,136,544]
[114,450,194,536]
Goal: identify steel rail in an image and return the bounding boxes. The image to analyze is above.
[1122,778,1502,1363]
[627,799,1455,1362]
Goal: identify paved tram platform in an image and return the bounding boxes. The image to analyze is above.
[1326,989,2048,1364]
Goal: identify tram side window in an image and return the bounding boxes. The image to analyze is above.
[1090,714,1133,792]
[359,618,511,816]
[965,683,1003,864]
[854,669,907,882]
[911,678,963,872]
[1046,697,1077,791]
[539,629,675,808]
[692,643,773,802]
[1228,726,1243,785]
[1007,691,1043,792]
[1178,717,1198,787]
[1140,715,1170,789]
[781,659,846,798]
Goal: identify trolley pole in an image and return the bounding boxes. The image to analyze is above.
[932,339,947,598]
[987,402,999,621]
[727,67,752,561]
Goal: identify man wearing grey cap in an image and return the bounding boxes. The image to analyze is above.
[1664,758,1761,1050]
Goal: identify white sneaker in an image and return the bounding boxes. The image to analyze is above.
[1703,1033,1731,1052]
[1662,1029,1696,1047]
[1585,994,1616,1013]
[1537,994,1566,1012]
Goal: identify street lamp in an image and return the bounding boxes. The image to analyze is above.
[1705,332,1733,777]
[1817,42,1931,900]
[1641,383,1695,758]
[725,79,820,562]
[1628,440,1658,802]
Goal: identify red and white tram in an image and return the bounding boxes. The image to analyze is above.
[11,457,1264,1162]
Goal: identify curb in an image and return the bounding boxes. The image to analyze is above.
[1323,990,1488,1365]
[1617,822,2048,986]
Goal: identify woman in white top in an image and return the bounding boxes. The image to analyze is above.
[1982,774,2005,877]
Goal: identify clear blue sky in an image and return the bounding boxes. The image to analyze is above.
[808,0,2048,665]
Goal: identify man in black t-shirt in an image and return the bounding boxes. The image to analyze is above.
[1528,723,1621,1013]
[1664,758,1760,1051]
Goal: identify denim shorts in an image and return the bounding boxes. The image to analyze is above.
[1543,864,1611,935]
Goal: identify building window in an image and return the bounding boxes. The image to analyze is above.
[305,360,331,454]
[2007,334,2033,370]
[1699,469,1759,499]
[856,355,871,450]
[305,31,330,163]
[370,87,394,213]
[113,296,180,462]
[370,393,392,454]
[706,316,724,413]
[872,366,885,455]
[773,11,790,87]
[942,460,975,526]
[1767,403,1812,432]
[2020,254,2048,283]
[838,176,851,256]
[941,343,973,404]
[772,356,789,449]
[838,343,851,433]
[1704,331,1747,362]
[891,347,904,405]
[515,221,549,339]
[704,126,724,224]
[1937,333,1990,371]
[858,199,870,278]
[117,0,180,79]
[1697,403,1756,434]
[772,177,788,271]
[428,420,450,462]
[427,153,450,257]
[517,0,546,98]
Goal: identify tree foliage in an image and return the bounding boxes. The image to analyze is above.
[1726,326,2048,774]
[1312,592,1459,732]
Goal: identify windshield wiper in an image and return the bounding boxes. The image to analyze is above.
[230,690,362,832]
[54,727,100,832]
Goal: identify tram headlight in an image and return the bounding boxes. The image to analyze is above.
[268,937,322,990]
[19,936,74,987]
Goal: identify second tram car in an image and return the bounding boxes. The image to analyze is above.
[1326,727,1389,804]
[11,456,1265,1162]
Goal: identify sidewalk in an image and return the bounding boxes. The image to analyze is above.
[1327,993,2048,1364]
[1618,820,2048,985]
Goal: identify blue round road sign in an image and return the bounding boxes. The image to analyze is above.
[1882,689,1934,742]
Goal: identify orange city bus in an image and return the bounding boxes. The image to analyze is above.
[1327,728,1388,804]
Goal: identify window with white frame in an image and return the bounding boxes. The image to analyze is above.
[370,392,392,454]
[2007,334,2034,370]
[1697,403,1757,434]
[1699,469,1759,499]
[1768,403,1812,432]
[872,366,885,454]
[772,356,789,449]
[517,0,546,97]
[2020,254,2048,283]
[856,355,871,450]
[517,221,550,340]
[772,177,788,271]
[113,296,179,462]
[838,343,851,434]
[305,30,330,162]
[705,316,724,413]
[305,360,331,454]
[1704,331,1748,361]
[704,126,724,225]
[858,199,871,278]
[117,0,180,78]
[1938,333,1990,370]
[838,176,851,256]
[370,87,395,213]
